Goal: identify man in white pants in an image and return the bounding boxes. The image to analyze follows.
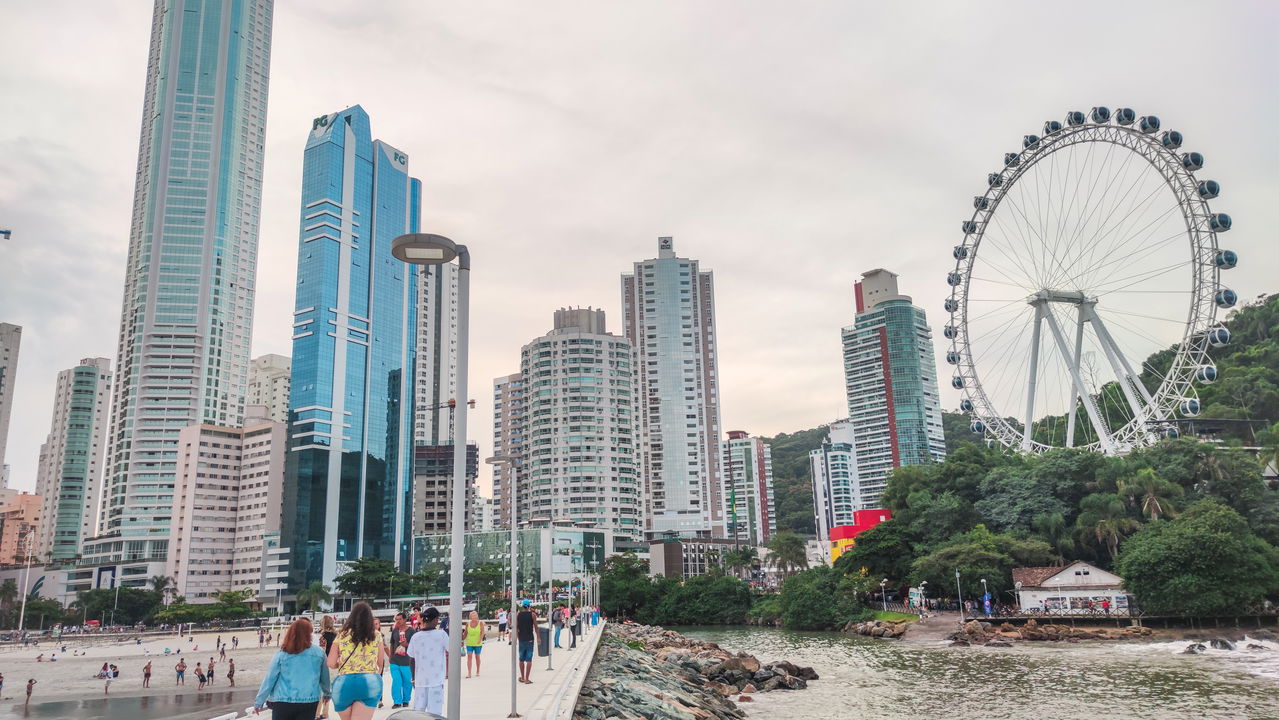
[407,606,448,715]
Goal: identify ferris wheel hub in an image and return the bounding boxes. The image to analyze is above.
[1028,290,1090,306]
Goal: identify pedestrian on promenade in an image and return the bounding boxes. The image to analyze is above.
[317,614,338,719]
[552,603,565,648]
[465,610,485,678]
[175,658,187,685]
[497,608,509,642]
[406,606,447,715]
[569,606,580,649]
[516,599,538,684]
[252,617,331,720]
[388,612,415,709]
[227,658,235,687]
[327,601,386,720]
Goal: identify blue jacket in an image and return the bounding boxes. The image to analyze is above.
[254,645,330,708]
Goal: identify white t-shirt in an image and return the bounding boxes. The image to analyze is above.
[406,628,448,688]
[496,610,507,624]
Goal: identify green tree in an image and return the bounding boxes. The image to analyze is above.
[598,552,657,619]
[909,525,1055,601]
[1075,493,1140,561]
[464,564,506,597]
[296,582,333,618]
[778,566,868,630]
[334,557,398,599]
[833,520,914,580]
[1118,467,1183,521]
[1030,512,1075,564]
[641,574,753,625]
[1115,500,1279,615]
[74,587,161,626]
[765,530,808,578]
[974,466,1070,534]
[722,546,759,580]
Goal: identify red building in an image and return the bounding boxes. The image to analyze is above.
[828,508,892,563]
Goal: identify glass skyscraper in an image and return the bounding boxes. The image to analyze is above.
[87,0,273,564]
[841,269,946,506]
[35,359,112,561]
[282,106,419,589]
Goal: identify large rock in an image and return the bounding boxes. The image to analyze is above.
[708,655,761,677]
[1209,638,1236,651]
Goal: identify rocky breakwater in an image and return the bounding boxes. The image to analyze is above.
[846,619,910,639]
[573,624,818,720]
[949,618,1155,646]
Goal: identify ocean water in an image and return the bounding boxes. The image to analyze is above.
[680,626,1279,720]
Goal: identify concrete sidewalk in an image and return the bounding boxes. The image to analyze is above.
[256,620,605,720]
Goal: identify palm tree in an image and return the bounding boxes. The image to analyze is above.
[765,531,809,579]
[296,581,332,619]
[1075,493,1140,560]
[724,546,759,580]
[1118,467,1183,521]
[149,575,176,605]
[1030,513,1074,565]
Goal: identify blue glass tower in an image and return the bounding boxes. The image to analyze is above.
[283,106,419,588]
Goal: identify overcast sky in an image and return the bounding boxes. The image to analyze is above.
[1,1,1275,494]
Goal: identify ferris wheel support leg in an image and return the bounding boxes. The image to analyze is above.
[1084,305,1149,438]
[1087,306,1156,407]
[1023,305,1047,450]
[1043,310,1116,454]
[1065,309,1086,448]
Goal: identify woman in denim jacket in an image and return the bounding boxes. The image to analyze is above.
[254,617,331,719]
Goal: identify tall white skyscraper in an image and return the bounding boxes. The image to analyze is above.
[0,323,21,486]
[621,238,724,536]
[87,0,273,565]
[415,264,460,445]
[505,308,643,542]
[34,358,112,561]
[247,354,291,423]
[721,431,776,546]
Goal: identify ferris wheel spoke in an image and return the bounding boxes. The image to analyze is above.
[1054,141,1129,286]
[1047,224,1184,295]
[1061,156,1159,289]
[1084,216,1185,293]
[1075,184,1178,289]
[984,215,1044,290]
[1059,147,1145,288]
[1004,176,1052,283]
[1091,260,1187,298]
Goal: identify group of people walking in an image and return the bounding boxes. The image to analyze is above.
[253,602,453,719]
[253,600,599,718]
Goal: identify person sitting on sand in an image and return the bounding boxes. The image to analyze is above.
[34,654,42,662]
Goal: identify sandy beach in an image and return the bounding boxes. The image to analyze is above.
[0,627,289,706]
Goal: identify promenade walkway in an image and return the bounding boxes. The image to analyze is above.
[251,620,605,720]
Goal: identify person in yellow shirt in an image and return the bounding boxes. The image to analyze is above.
[464,611,485,678]
[326,603,387,720]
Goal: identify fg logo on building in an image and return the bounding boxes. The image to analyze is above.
[393,152,407,165]
[312,115,331,131]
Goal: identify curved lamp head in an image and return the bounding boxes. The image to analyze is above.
[392,233,459,265]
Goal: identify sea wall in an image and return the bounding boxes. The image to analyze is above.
[573,624,818,720]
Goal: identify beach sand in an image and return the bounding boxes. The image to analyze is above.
[0,627,288,705]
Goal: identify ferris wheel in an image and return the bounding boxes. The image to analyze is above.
[947,106,1239,454]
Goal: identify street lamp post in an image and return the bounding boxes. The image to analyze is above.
[393,233,470,720]
[980,578,988,616]
[486,455,520,719]
[16,529,35,634]
[918,580,928,613]
[955,570,964,622]
[880,578,888,612]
